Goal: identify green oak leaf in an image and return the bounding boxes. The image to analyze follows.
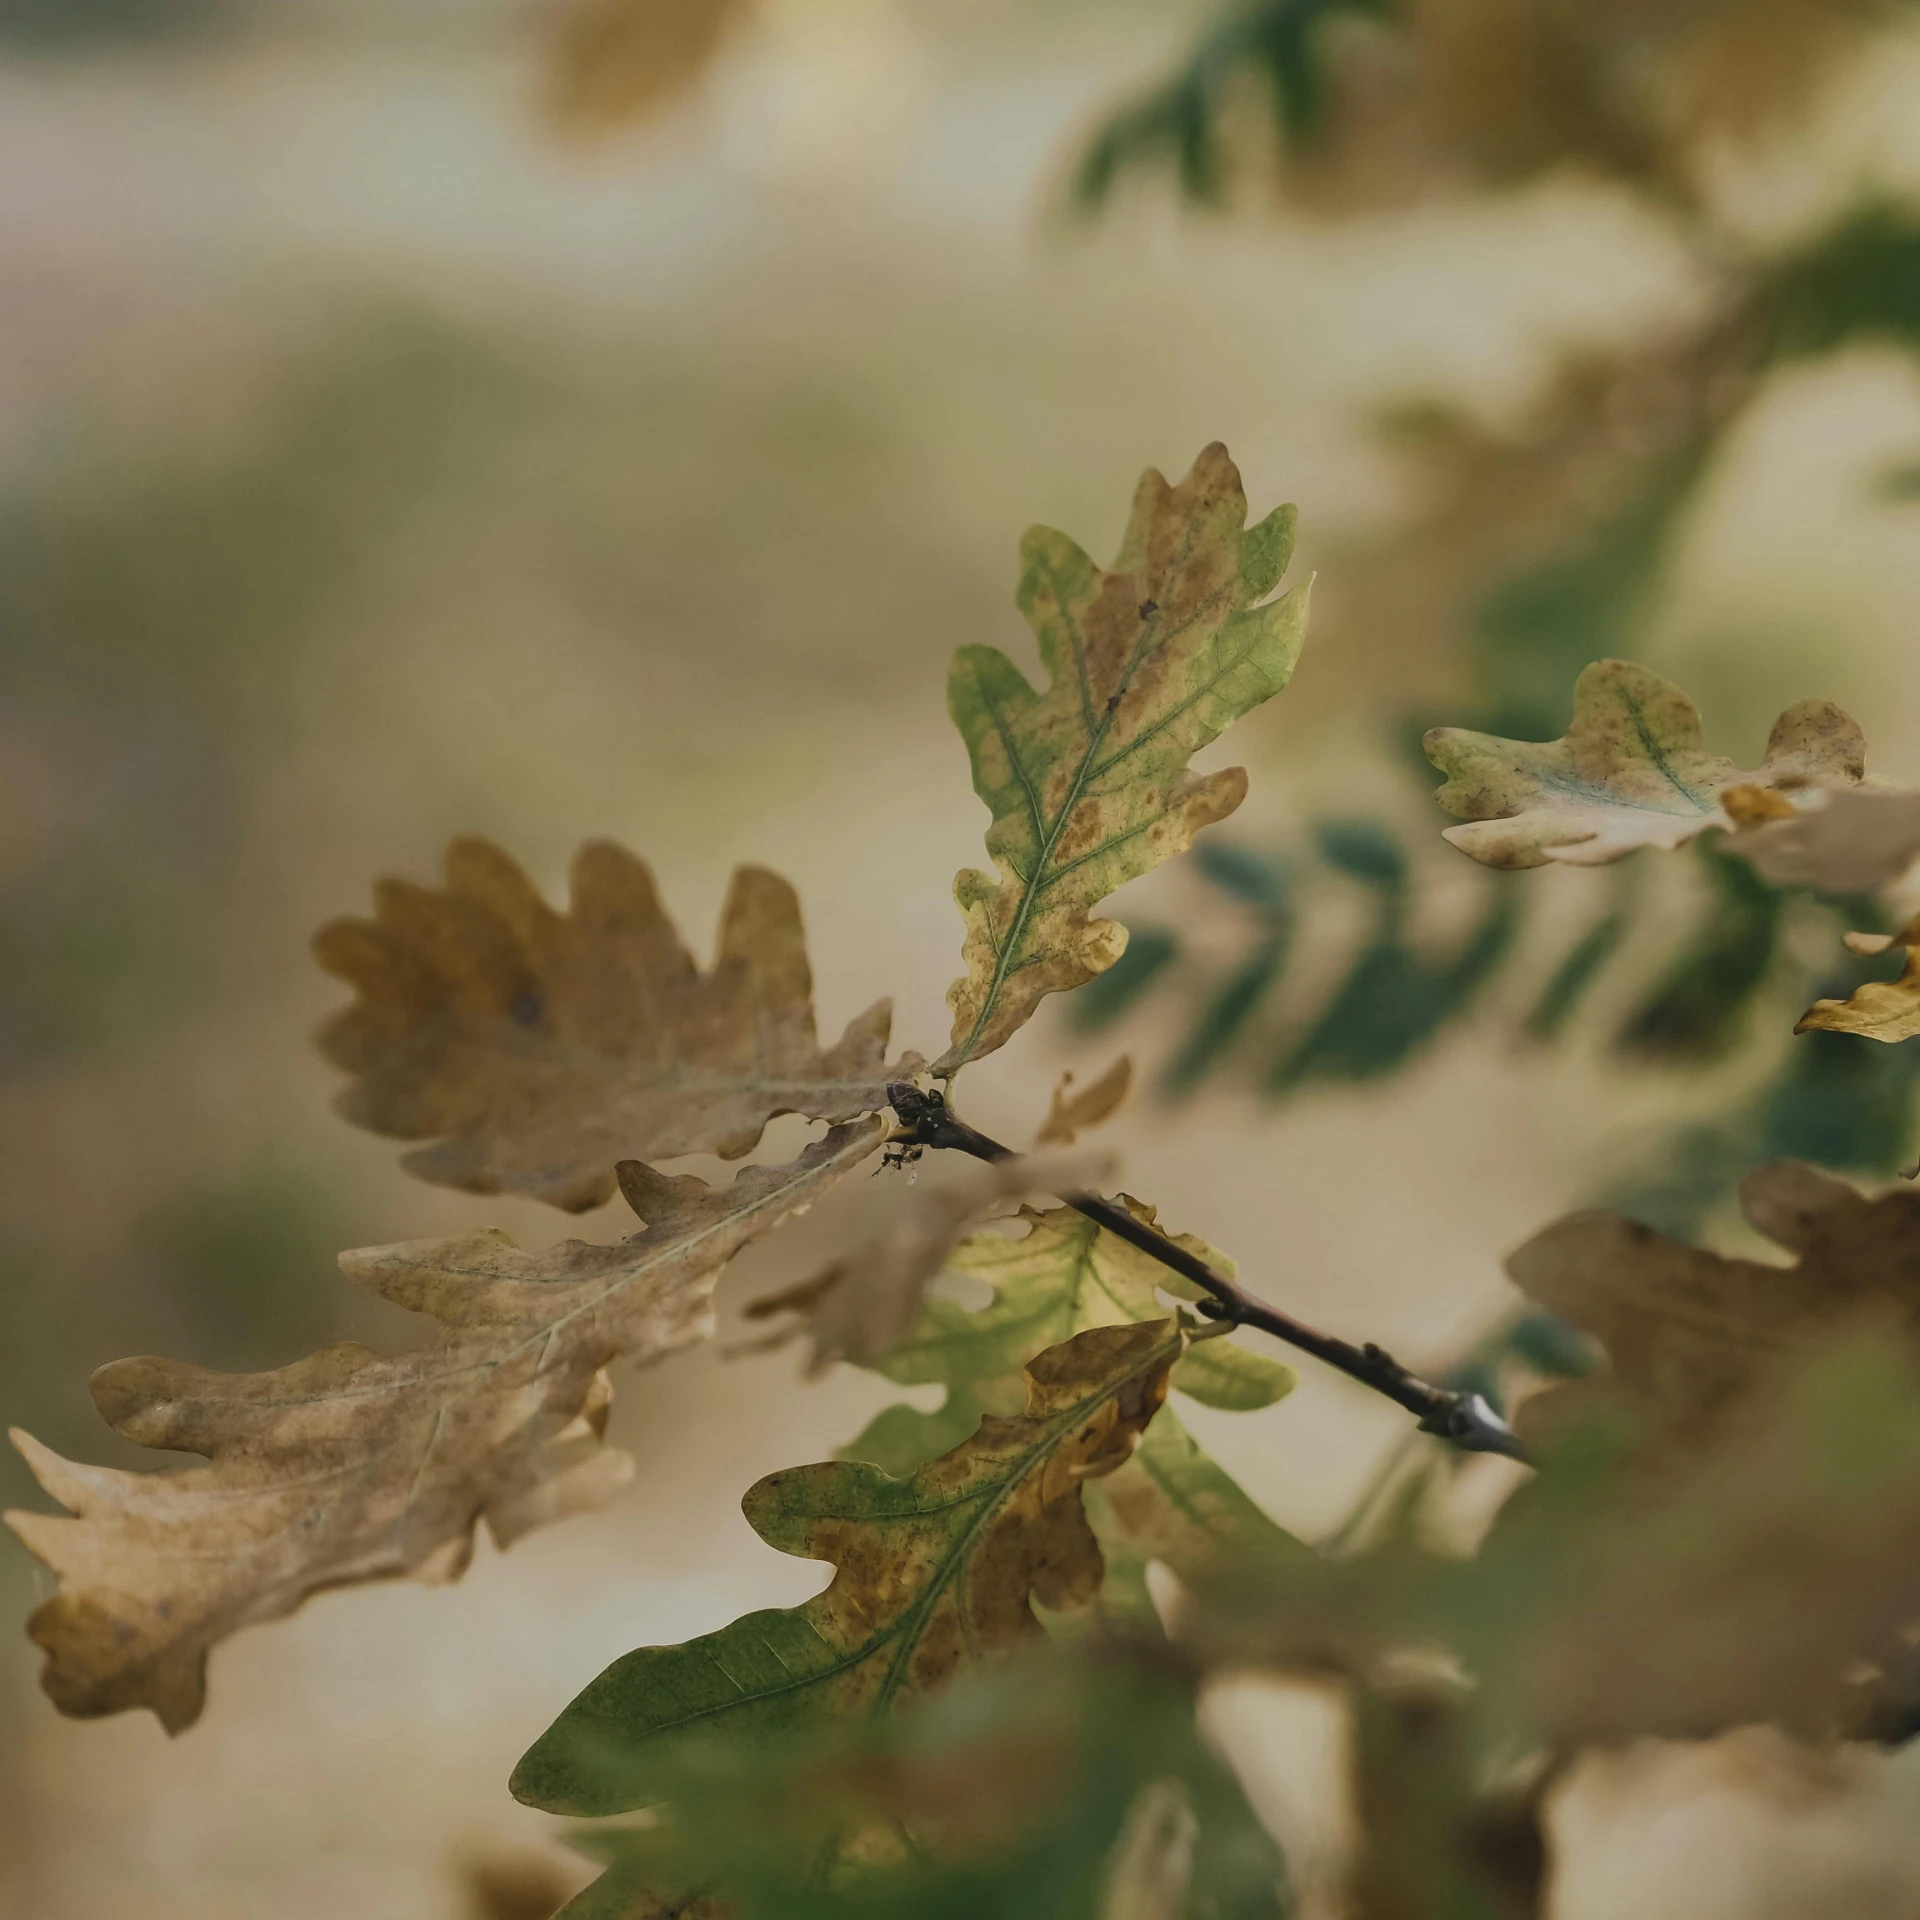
[1425,659,1866,870]
[937,443,1309,1074]
[511,1318,1182,1817]
[844,1200,1308,1596]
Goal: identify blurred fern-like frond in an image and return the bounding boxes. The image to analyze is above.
[1079,819,1920,1230]
[1076,0,1903,214]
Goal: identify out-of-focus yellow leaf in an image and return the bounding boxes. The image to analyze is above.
[1501,1329,1920,1746]
[314,837,918,1210]
[547,0,752,133]
[3,1120,881,1734]
[1798,914,1920,1044]
[1725,786,1920,894]
[1036,1055,1134,1145]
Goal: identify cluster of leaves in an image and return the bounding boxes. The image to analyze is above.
[15,436,1920,1920]
[503,619,1920,1918]
[3,448,1323,1914]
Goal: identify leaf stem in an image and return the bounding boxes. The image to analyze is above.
[884,1084,1529,1463]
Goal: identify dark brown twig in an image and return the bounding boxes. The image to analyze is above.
[885,1084,1528,1463]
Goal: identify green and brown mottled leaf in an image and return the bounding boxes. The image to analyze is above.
[314,837,918,1211]
[4,1121,882,1734]
[1426,660,1866,870]
[510,1318,1183,1816]
[845,1200,1305,1600]
[937,444,1309,1074]
[1797,913,1920,1044]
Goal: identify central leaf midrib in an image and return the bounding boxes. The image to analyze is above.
[1626,698,1715,812]
[602,1327,1180,1750]
[868,1327,1178,1713]
[955,557,1226,1065]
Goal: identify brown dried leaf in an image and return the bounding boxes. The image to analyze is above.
[314,837,918,1210]
[1507,1328,1920,1746]
[4,1119,882,1734]
[744,1147,1114,1371]
[1505,1159,1920,1454]
[1036,1055,1134,1146]
[1797,913,1920,1044]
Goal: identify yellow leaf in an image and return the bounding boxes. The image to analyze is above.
[1797,914,1920,1044]
[4,1120,882,1734]
[314,837,918,1210]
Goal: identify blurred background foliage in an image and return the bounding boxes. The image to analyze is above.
[1064,0,1920,1242]
[4,0,1920,1914]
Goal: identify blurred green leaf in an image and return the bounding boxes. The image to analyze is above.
[1523,904,1632,1043]
[1611,842,1783,1062]
[1072,0,1386,208]
[550,1653,1287,1920]
[1266,874,1520,1092]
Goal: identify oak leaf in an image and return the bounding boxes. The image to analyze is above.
[1504,1158,1920,1454]
[937,444,1309,1074]
[314,837,917,1210]
[845,1200,1305,1595]
[1426,660,1866,870]
[742,1146,1114,1372]
[1797,913,1920,1044]
[4,1120,882,1734]
[1489,1330,1920,1747]
[510,1318,1183,1816]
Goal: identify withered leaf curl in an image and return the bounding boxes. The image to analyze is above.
[1035,1054,1134,1146]
[1797,913,1920,1045]
[315,837,918,1210]
[4,1119,883,1734]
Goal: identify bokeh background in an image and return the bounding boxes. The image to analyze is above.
[5,1,1920,1914]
